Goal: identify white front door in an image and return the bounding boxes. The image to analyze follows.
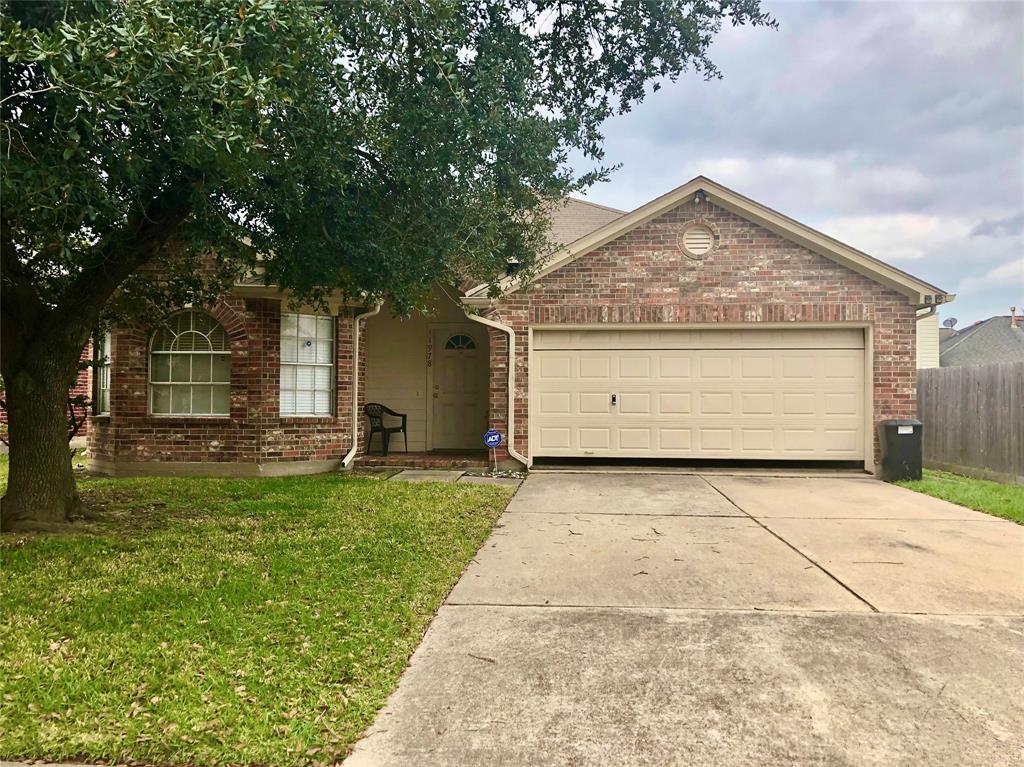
[430,327,487,449]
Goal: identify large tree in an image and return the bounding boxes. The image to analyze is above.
[0,0,773,530]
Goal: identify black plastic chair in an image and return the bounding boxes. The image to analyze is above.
[364,403,408,456]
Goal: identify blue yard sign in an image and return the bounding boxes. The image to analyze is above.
[483,429,503,449]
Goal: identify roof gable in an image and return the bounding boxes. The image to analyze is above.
[465,176,953,306]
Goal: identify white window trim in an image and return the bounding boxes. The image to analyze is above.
[148,311,231,418]
[279,312,336,417]
[95,332,111,415]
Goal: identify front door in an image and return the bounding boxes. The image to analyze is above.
[430,327,487,449]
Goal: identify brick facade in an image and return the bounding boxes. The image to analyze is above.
[85,197,919,474]
[88,297,365,474]
[482,198,918,466]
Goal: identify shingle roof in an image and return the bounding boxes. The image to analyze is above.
[939,316,1024,367]
[545,197,625,246]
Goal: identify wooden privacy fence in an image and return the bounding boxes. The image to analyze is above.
[917,362,1024,484]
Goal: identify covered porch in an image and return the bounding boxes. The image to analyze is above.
[359,286,494,464]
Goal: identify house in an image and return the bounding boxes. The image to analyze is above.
[88,176,953,477]
[939,311,1024,367]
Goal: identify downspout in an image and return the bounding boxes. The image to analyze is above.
[465,311,529,468]
[341,302,382,468]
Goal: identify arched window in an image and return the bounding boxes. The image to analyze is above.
[150,310,230,415]
[444,334,476,350]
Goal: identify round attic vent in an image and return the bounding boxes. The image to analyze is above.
[681,224,714,258]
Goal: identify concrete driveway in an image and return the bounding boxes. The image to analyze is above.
[345,472,1024,767]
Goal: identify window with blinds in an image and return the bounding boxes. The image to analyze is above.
[150,311,231,415]
[94,332,112,414]
[280,313,335,416]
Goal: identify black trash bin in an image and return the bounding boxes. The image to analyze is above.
[877,419,923,482]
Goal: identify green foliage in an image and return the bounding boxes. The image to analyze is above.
[0,466,515,764]
[898,470,1024,525]
[1,0,774,319]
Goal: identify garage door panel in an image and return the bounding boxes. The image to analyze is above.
[539,392,571,415]
[659,356,693,378]
[659,392,693,415]
[824,356,860,379]
[699,428,734,451]
[578,392,611,415]
[824,429,859,453]
[782,392,817,416]
[657,427,693,450]
[578,356,611,379]
[740,429,775,452]
[619,428,652,450]
[538,427,571,450]
[619,357,651,378]
[698,356,733,379]
[700,392,734,415]
[781,429,817,453]
[539,356,572,379]
[740,392,775,415]
[825,393,859,416]
[618,392,652,415]
[741,356,774,379]
[579,428,611,450]
[532,330,865,460]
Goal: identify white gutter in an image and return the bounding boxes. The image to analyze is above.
[465,311,529,467]
[341,302,382,468]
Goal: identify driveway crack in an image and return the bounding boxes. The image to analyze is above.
[699,475,880,613]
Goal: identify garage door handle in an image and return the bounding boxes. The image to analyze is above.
[611,394,617,405]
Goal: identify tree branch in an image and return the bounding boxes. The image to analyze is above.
[353,148,398,192]
[54,177,198,330]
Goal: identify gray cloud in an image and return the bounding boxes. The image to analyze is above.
[971,213,1024,238]
[572,1,1024,324]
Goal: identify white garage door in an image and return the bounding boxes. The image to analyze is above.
[531,328,866,460]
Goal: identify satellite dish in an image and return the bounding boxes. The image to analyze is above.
[942,317,958,329]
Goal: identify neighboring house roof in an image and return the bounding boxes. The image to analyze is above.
[465,175,954,306]
[545,197,625,246]
[939,316,1024,367]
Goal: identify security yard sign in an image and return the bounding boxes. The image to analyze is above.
[483,429,503,449]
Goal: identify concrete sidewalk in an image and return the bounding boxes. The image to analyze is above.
[345,473,1024,766]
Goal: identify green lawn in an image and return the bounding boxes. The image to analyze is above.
[0,457,514,765]
[898,469,1024,525]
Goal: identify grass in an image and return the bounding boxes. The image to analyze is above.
[898,469,1024,525]
[0,455,514,765]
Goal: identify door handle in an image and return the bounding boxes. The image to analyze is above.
[611,393,617,405]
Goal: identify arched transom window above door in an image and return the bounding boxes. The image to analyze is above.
[444,334,476,350]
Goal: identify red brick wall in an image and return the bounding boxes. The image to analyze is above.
[484,198,917,465]
[88,297,360,470]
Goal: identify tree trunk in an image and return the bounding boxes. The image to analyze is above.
[1,179,196,531]
[1,352,84,532]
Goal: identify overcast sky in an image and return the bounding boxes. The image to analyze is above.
[572,1,1024,327]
